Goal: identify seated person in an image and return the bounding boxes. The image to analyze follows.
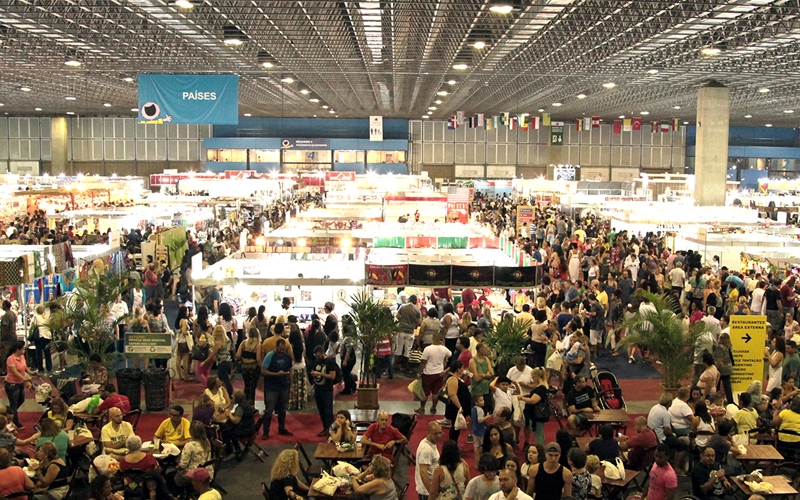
[566,376,601,434]
[705,420,744,466]
[329,410,357,446]
[154,405,192,448]
[733,392,759,436]
[31,418,69,462]
[118,435,159,472]
[40,398,74,431]
[191,394,216,428]
[0,447,34,497]
[82,354,109,392]
[94,384,131,415]
[350,455,397,500]
[31,441,69,500]
[269,449,309,500]
[708,393,728,423]
[774,396,800,453]
[360,411,407,460]
[691,447,731,500]
[218,389,255,455]
[0,415,30,451]
[101,407,134,457]
[617,417,657,471]
[588,425,620,462]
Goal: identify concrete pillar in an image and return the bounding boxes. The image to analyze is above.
[694,82,730,206]
[50,117,68,175]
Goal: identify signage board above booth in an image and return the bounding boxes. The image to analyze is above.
[280,138,331,150]
[137,74,239,125]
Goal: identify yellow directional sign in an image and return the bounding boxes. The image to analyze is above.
[730,315,768,393]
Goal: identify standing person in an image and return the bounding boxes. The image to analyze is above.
[111,294,129,355]
[428,440,469,500]
[5,341,34,429]
[287,323,308,410]
[765,281,784,335]
[260,338,293,440]
[697,352,720,398]
[647,445,679,500]
[766,336,786,392]
[395,295,422,372]
[470,342,496,415]
[236,327,262,405]
[416,421,443,500]
[490,467,533,500]
[32,305,52,374]
[420,308,442,350]
[0,300,17,375]
[713,333,735,405]
[175,318,193,382]
[443,360,472,443]
[203,326,233,396]
[310,345,341,438]
[519,367,550,447]
[465,454,501,500]
[416,334,453,416]
[526,443,573,500]
[668,262,686,299]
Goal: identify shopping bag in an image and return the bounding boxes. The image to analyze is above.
[408,379,426,402]
[332,461,358,478]
[454,412,467,430]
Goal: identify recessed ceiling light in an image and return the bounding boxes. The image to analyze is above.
[473,41,486,49]
[322,105,329,109]
[646,69,659,74]
[243,113,251,117]
[223,25,246,45]
[700,46,722,56]
[537,109,544,112]
[20,87,31,92]
[602,82,616,89]
[329,110,335,114]
[174,0,193,8]
[300,89,309,94]
[65,96,76,101]
[673,105,681,109]
[427,112,432,115]
[103,103,111,107]
[765,123,773,127]
[452,64,468,70]
[261,62,274,68]
[123,77,134,83]
[683,121,689,125]
[577,94,586,99]
[785,110,795,114]
[552,102,562,107]
[619,115,625,119]
[641,111,650,115]
[489,3,514,14]
[0,104,4,107]
[437,91,448,96]
[64,58,81,67]
[758,88,770,93]
[422,115,429,119]
[35,107,42,111]
[281,76,294,83]
[447,80,456,85]
[131,108,138,112]
[66,111,75,115]
[744,114,752,118]
[428,106,437,110]
[435,100,442,104]
[309,98,319,103]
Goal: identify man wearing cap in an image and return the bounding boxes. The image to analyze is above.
[186,467,222,500]
[395,295,422,372]
[489,468,533,500]
[526,442,573,499]
[101,407,134,457]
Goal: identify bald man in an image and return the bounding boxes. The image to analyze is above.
[100,407,134,456]
[489,468,533,500]
[361,411,407,460]
[415,421,443,500]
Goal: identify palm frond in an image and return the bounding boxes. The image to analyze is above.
[483,314,530,372]
[344,291,399,388]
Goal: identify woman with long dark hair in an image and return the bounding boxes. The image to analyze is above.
[691,401,715,448]
[288,324,308,410]
[428,440,468,500]
[480,425,514,464]
[767,336,787,392]
[236,327,262,405]
[254,305,270,341]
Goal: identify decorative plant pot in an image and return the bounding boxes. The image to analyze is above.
[356,384,380,409]
[660,384,681,398]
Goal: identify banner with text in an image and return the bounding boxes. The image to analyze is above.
[370,115,383,141]
[550,125,564,146]
[730,315,767,393]
[125,333,173,359]
[366,264,408,286]
[137,74,238,125]
[408,265,451,286]
[451,266,494,287]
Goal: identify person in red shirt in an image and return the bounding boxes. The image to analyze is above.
[94,384,131,415]
[618,416,658,471]
[0,447,34,497]
[457,337,472,386]
[360,411,407,460]
[461,288,477,308]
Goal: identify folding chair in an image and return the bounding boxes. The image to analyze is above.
[235,412,269,462]
[295,441,323,483]
[399,414,418,465]
[262,482,271,500]
[395,482,409,500]
[200,441,228,496]
[123,409,142,432]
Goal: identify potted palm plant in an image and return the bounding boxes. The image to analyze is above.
[342,292,399,409]
[620,290,715,393]
[483,313,531,376]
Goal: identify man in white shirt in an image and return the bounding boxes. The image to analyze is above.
[668,387,694,438]
[667,261,686,297]
[701,307,721,337]
[751,281,767,315]
[415,421,443,500]
[416,334,454,416]
[111,294,129,354]
[489,468,534,500]
[506,356,534,395]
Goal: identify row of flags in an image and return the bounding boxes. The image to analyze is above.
[447,112,683,134]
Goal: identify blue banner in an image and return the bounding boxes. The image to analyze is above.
[137,74,238,125]
[280,138,331,150]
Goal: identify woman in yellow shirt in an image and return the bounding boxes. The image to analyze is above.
[774,397,800,448]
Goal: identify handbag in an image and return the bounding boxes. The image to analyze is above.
[532,395,552,422]
[437,378,451,404]
[27,318,39,342]
[408,379,426,402]
[601,457,626,480]
[191,344,209,361]
[408,348,423,365]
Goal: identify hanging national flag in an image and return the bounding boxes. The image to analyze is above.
[486,116,493,131]
[500,112,510,125]
[575,119,583,132]
[509,116,517,131]
[492,115,500,129]
[660,120,670,133]
[672,118,680,131]
[650,121,658,133]
[448,115,459,129]
[632,117,642,131]
[583,117,592,131]
[518,114,528,131]
[456,111,465,126]
[542,113,551,126]
[531,116,540,129]
[613,120,622,134]
[591,116,600,129]
[476,113,485,127]
[623,119,632,132]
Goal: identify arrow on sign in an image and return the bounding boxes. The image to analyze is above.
[741,333,752,343]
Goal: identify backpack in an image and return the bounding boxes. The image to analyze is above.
[391,413,413,437]
[331,362,343,385]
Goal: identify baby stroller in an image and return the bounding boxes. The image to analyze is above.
[593,368,626,411]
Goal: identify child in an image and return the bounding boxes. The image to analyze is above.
[585,454,602,500]
[471,395,491,459]
[568,448,592,500]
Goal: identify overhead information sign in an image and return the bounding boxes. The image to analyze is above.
[730,315,767,393]
[125,333,173,359]
[137,74,239,125]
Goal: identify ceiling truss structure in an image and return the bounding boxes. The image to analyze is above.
[0,0,798,125]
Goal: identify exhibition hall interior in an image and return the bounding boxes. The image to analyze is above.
[3,1,800,500]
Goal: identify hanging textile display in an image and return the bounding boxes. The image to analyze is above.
[451,266,494,287]
[408,265,451,286]
[43,275,57,302]
[0,258,24,286]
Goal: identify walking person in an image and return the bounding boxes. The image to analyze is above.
[5,341,34,429]
[261,338,293,440]
[310,345,342,437]
[236,327,262,405]
[32,305,52,374]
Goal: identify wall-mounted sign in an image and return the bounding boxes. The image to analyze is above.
[551,125,564,146]
[554,165,576,181]
[280,138,331,150]
[370,115,383,141]
[325,171,356,182]
[137,74,238,125]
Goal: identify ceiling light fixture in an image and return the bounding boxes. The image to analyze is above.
[435,100,442,104]
[422,115,429,119]
[683,121,689,125]
[437,91,448,96]
[673,105,681,109]
[765,123,773,127]
[280,75,294,83]
[488,1,518,14]
[473,41,486,49]
[173,0,193,8]
[243,113,251,117]
[744,114,752,118]
[428,106,437,110]
[300,89,309,95]
[619,115,625,119]
[641,111,650,115]
[131,108,138,112]
[66,112,75,115]
[646,69,659,74]
[552,102,562,106]
[123,77,134,83]
[602,82,616,89]
[700,46,722,56]
[35,107,41,111]
[309,98,319,103]
[577,93,586,99]
[452,64,468,70]
[329,110,335,114]
[257,50,275,68]
[447,80,456,85]
[64,50,82,66]
[322,105,329,109]
[103,103,111,107]
[223,25,247,45]
[65,96,76,101]
[785,110,795,114]
[20,87,31,92]
[758,88,770,93]
[537,108,544,112]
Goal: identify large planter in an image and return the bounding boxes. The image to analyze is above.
[356,384,380,409]
[660,384,681,398]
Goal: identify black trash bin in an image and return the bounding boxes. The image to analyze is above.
[143,368,169,412]
[116,368,143,410]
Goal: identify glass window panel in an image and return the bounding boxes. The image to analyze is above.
[366,150,406,163]
[283,150,331,163]
[249,149,280,162]
[334,150,364,163]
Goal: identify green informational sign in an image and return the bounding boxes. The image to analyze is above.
[551,125,564,146]
[125,333,173,359]
[374,236,406,248]
[437,237,468,249]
